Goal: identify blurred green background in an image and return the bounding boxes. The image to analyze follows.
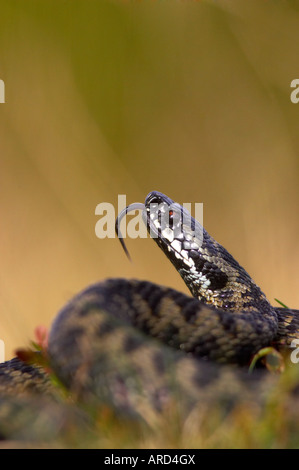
[0,0,299,359]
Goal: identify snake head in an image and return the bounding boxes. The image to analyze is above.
[143,191,213,294]
[143,191,204,266]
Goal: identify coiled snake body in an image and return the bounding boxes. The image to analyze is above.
[0,191,299,438]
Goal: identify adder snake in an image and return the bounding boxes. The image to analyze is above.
[1,190,299,435]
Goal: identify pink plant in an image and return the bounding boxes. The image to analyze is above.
[34,325,49,350]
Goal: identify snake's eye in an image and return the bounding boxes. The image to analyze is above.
[167,210,174,228]
[168,209,182,229]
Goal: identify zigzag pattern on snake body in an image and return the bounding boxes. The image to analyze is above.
[0,191,299,432]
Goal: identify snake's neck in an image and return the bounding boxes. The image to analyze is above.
[178,265,272,315]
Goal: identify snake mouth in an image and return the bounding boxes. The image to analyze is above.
[145,200,203,271]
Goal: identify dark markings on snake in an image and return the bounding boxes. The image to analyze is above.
[201,262,228,290]
[97,320,116,337]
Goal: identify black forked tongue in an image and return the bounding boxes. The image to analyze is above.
[115,202,145,261]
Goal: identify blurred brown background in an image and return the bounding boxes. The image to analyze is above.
[0,0,299,359]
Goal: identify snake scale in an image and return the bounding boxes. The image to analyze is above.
[0,190,299,441]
